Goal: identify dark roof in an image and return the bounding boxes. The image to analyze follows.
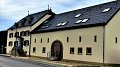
[32,0,120,33]
[8,10,54,29]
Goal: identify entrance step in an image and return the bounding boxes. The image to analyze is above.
[49,57,58,61]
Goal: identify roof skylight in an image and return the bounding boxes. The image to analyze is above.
[56,22,68,26]
[102,8,111,12]
[41,26,48,28]
[57,23,63,26]
[75,14,81,18]
[61,22,67,25]
[75,20,82,24]
[75,19,89,24]
[82,19,89,22]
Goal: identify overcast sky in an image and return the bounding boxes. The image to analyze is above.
[0,0,116,31]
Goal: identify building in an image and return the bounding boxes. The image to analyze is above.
[7,0,120,65]
[0,30,7,54]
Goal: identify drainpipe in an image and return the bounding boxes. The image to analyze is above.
[15,23,18,57]
[103,26,105,66]
[29,26,32,57]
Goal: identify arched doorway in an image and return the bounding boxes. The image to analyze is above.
[51,40,63,61]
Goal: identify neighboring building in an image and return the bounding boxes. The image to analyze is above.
[0,30,7,54]
[7,10,54,55]
[7,0,120,65]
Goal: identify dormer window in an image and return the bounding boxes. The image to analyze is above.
[75,14,81,18]
[102,8,111,12]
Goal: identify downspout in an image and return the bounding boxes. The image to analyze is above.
[103,26,105,66]
[29,26,32,57]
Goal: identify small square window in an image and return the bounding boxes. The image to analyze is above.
[78,48,82,55]
[86,47,92,55]
[75,14,81,18]
[33,47,36,53]
[9,33,13,38]
[42,47,46,53]
[15,32,19,37]
[9,41,13,47]
[70,47,74,54]
[102,8,111,12]
[24,40,29,47]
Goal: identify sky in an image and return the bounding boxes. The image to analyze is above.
[0,0,116,31]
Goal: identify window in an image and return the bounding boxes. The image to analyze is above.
[57,23,63,26]
[67,37,69,42]
[24,51,27,54]
[102,8,111,12]
[82,19,89,22]
[86,47,92,55]
[70,47,74,54]
[25,31,30,36]
[56,22,68,26]
[41,38,42,43]
[15,32,19,37]
[9,33,13,38]
[42,47,46,53]
[75,19,89,24]
[78,48,82,55]
[9,41,13,46]
[115,37,117,44]
[14,41,18,47]
[75,14,81,18]
[47,38,49,43]
[35,39,36,43]
[20,31,24,36]
[33,47,36,53]
[41,26,49,29]
[94,35,97,42]
[61,22,67,26]
[24,40,29,46]
[79,36,81,42]
[75,20,82,24]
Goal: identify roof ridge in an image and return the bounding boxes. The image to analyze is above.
[57,0,117,15]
